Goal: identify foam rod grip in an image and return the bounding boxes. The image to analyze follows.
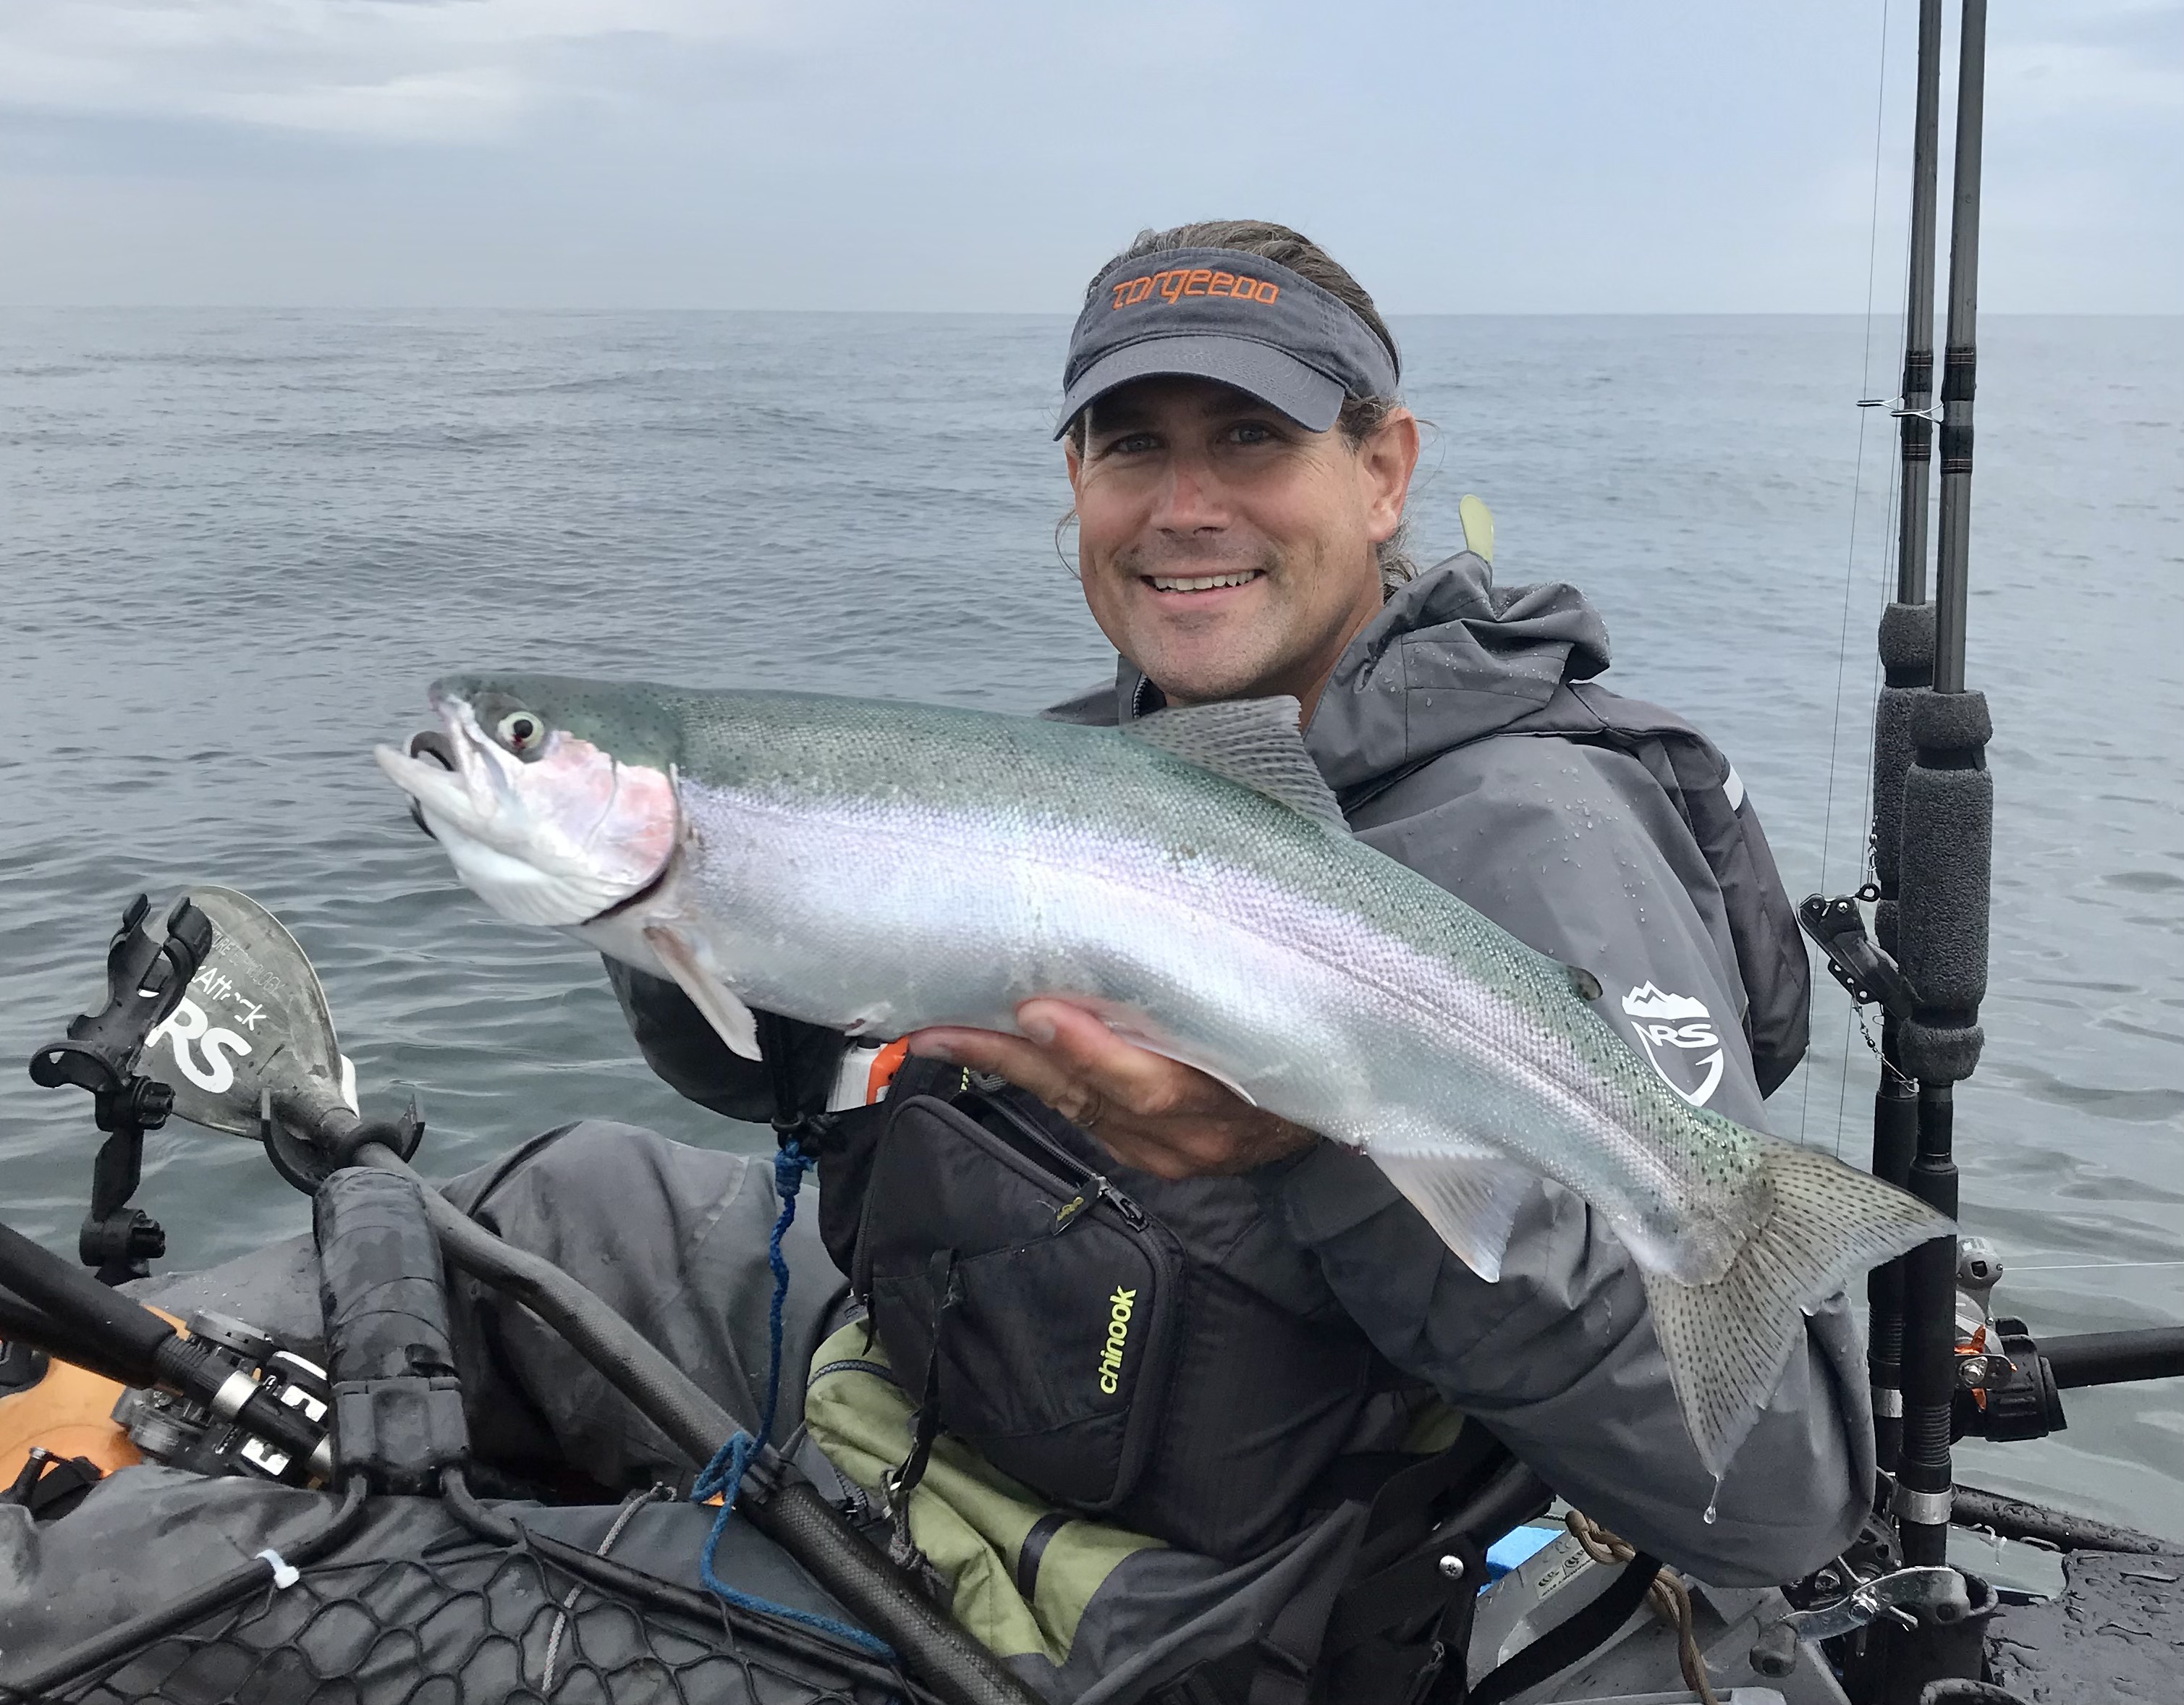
[1897,690,1992,1083]
[314,1167,458,1385]
[1870,601,1937,914]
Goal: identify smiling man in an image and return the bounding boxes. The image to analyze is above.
[363,222,1869,1704]
[905,226,1812,1181]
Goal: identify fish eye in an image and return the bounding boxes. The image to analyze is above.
[496,710,546,754]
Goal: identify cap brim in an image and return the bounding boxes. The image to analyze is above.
[1054,335,1346,439]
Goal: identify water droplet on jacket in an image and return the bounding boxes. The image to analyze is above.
[1703,1476,1722,1526]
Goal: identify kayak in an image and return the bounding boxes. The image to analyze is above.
[4,884,2176,1705]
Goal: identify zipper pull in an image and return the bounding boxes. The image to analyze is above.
[1093,1177,1146,1230]
[1054,1193,1088,1230]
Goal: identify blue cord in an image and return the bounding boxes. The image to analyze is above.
[693,1138,897,1660]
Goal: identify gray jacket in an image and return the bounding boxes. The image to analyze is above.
[611,555,1869,1590]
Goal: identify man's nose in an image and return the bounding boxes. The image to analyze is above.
[1150,451,1227,533]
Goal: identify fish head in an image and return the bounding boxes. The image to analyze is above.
[375,673,682,927]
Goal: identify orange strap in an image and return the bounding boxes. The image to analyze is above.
[866,1038,913,1104]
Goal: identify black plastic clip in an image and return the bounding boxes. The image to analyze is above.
[28,894,212,1099]
[261,1090,427,1193]
[28,894,214,1284]
[1798,892,1916,1020]
[1,1447,105,1520]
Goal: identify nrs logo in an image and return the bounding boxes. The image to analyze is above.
[1620,983,1724,1108]
[1097,1287,1137,1395]
[147,995,253,1095]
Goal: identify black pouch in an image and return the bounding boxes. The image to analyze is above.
[852,1088,1183,1513]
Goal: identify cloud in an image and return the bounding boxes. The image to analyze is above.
[0,1,2174,310]
[0,0,798,142]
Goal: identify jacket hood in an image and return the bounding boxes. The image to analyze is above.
[1115,553,1614,794]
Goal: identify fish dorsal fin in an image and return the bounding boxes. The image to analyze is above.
[1123,698,1347,831]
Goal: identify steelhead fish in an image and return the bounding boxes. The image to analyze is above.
[376,674,1949,1476]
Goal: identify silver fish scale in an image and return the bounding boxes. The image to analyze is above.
[633,688,1767,1274]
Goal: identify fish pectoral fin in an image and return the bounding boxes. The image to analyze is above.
[1371,1148,1538,1285]
[1639,1135,1953,1476]
[1122,698,1348,831]
[642,926,762,1062]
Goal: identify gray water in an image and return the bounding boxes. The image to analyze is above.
[2,310,2179,1540]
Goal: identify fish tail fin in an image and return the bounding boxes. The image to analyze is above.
[1640,1136,1952,1476]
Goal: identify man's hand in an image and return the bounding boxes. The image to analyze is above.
[905,998,1319,1181]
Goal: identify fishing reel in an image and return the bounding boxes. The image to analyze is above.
[111,1311,332,1488]
[1947,1239,2067,1444]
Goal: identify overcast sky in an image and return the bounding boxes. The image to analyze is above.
[1,0,2177,313]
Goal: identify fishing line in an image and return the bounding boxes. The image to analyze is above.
[1805,0,1897,1152]
[1832,441,1909,1150]
[2009,1261,2184,1274]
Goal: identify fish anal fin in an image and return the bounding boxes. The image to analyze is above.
[1640,1136,1953,1476]
[1144,1046,1257,1107]
[1123,698,1347,831]
[643,926,761,1061]
[1371,1150,1537,1284]
[1091,1009,1259,1106]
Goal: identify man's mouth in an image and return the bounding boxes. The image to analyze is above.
[1143,570,1265,594]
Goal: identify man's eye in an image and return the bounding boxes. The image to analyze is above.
[1229,422,1276,446]
[1105,432,1159,455]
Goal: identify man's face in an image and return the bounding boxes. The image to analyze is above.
[1065,376,1417,717]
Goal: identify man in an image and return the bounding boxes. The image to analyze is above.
[574,221,1867,1699]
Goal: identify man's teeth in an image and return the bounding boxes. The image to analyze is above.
[1147,571,1262,592]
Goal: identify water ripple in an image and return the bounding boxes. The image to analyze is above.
[3,308,2179,1536]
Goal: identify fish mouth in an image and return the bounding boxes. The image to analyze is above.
[399,731,460,839]
[374,690,680,928]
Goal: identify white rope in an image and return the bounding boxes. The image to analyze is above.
[538,1484,669,1694]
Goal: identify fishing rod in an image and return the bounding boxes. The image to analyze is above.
[1892,0,1991,1577]
[1863,0,1947,1481]
[1805,0,1993,1565]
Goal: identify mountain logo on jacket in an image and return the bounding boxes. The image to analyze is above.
[1620,982,1724,1107]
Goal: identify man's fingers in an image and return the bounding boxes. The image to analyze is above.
[902,1020,1135,1134]
[1015,999,1214,1117]
[903,1025,1072,1100]
[902,1000,1319,1182]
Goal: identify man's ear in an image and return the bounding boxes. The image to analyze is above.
[1359,408,1421,544]
[1064,432,1084,506]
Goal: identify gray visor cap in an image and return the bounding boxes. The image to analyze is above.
[1056,247,1400,440]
